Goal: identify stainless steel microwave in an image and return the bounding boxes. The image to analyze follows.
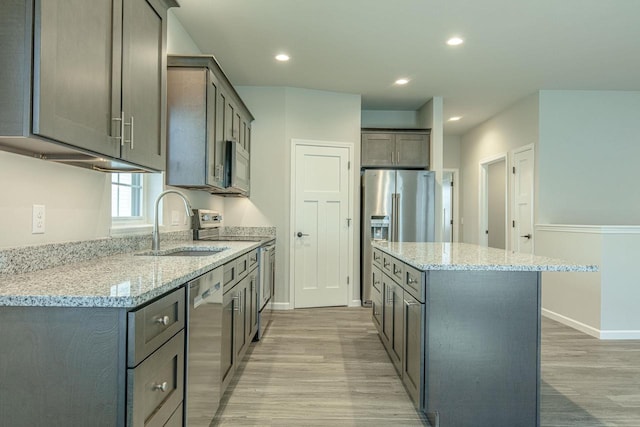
[224,140,250,196]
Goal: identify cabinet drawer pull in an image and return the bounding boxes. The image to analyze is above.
[384,260,390,268]
[407,277,418,285]
[154,315,170,326]
[405,299,419,307]
[233,295,240,311]
[152,381,168,392]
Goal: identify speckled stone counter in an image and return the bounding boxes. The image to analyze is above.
[372,241,598,272]
[0,241,262,308]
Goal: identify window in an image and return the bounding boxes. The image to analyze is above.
[111,173,143,218]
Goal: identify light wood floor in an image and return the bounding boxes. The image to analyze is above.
[213,307,640,426]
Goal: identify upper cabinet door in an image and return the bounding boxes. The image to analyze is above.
[120,0,167,170]
[361,133,395,167]
[33,0,120,158]
[395,133,429,168]
[206,70,221,187]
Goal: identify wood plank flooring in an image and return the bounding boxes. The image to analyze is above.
[213,307,640,426]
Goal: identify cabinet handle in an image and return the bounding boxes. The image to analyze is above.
[154,315,170,326]
[397,151,400,164]
[124,116,134,149]
[405,299,419,307]
[384,260,390,268]
[408,277,419,285]
[374,280,380,286]
[393,265,401,274]
[386,287,394,304]
[233,295,240,312]
[391,152,394,164]
[112,112,125,146]
[152,381,168,392]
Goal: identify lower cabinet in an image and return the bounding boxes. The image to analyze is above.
[0,287,187,426]
[221,249,259,394]
[374,250,426,409]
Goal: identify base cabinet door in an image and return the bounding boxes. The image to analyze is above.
[390,283,404,372]
[221,289,236,390]
[234,277,248,362]
[247,269,259,341]
[371,266,383,332]
[381,276,394,350]
[402,292,425,407]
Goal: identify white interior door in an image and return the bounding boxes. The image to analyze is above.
[293,143,350,308]
[487,160,507,249]
[442,171,454,243]
[512,146,534,254]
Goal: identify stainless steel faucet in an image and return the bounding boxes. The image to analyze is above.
[152,190,194,251]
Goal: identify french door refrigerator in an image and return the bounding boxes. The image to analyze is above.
[361,169,435,305]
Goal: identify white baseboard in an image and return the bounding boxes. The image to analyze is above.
[271,302,291,311]
[349,299,362,307]
[542,308,640,340]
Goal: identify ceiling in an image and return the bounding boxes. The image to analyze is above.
[172,0,640,135]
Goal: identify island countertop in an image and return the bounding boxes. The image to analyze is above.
[0,240,272,308]
[372,241,598,272]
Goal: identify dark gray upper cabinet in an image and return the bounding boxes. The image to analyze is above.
[361,129,430,169]
[0,0,177,172]
[167,55,254,194]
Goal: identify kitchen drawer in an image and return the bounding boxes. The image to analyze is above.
[128,288,185,367]
[372,248,383,267]
[223,260,237,292]
[247,249,258,269]
[404,263,425,302]
[382,253,393,274]
[164,402,183,427]
[236,253,249,280]
[127,330,185,427]
[391,258,404,282]
[372,265,383,293]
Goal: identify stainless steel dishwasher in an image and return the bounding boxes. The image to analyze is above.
[185,266,223,426]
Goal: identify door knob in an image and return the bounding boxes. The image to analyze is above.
[297,232,309,238]
[521,233,532,239]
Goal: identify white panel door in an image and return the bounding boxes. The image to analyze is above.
[513,147,534,254]
[293,144,350,308]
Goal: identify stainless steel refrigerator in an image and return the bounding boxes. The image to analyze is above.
[361,169,435,305]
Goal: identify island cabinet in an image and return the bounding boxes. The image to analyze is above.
[361,129,430,168]
[372,248,425,404]
[0,0,178,172]
[0,287,186,426]
[166,55,253,195]
[370,242,566,427]
[220,249,259,392]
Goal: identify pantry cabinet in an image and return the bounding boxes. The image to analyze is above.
[0,0,177,172]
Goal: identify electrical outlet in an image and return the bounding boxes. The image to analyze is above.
[32,204,45,234]
[171,210,180,226]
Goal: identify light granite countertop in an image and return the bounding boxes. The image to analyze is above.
[0,240,270,308]
[372,241,598,272]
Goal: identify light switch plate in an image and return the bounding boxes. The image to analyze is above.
[32,204,45,234]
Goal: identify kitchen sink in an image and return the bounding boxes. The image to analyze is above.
[136,247,227,257]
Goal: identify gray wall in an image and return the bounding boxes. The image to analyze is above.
[538,90,640,225]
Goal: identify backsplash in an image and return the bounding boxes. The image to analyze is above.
[0,230,192,275]
[220,226,276,237]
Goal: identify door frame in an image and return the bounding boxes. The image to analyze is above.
[442,168,460,242]
[478,153,509,248]
[289,139,355,309]
[510,144,535,253]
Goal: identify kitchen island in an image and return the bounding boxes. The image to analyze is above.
[371,241,597,427]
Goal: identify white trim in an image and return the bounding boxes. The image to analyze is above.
[442,168,460,242]
[271,302,292,311]
[478,153,508,247]
[536,224,640,234]
[349,299,362,308]
[543,308,640,340]
[289,139,355,309]
[110,224,153,236]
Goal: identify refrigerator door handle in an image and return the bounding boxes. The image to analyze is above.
[390,194,395,242]
[394,193,400,240]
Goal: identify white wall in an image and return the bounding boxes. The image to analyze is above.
[444,135,461,169]
[459,93,539,244]
[361,110,419,128]
[228,86,361,307]
[0,151,112,248]
[538,90,640,225]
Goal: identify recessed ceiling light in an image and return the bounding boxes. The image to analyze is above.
[448,116,462,121]
[275,54,290,62]
[446,37,464,46]
[395,78,410,85]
